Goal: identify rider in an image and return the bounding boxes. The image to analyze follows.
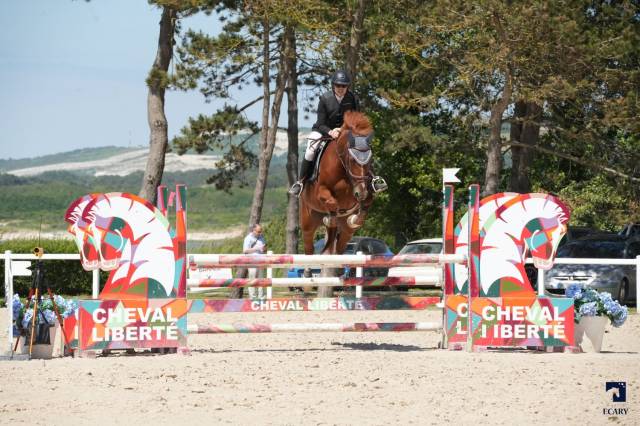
[288,69,387,196]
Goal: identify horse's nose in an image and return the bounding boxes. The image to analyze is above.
[354,185,368,201]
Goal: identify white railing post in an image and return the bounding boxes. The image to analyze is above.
[4,250,13,355]
[636,256,639,314]
[356,251,363,298]
[537,267,545,297]
[92,270,100,299]
[266,250,273,299]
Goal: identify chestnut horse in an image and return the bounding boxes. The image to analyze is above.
[300,111,377,291]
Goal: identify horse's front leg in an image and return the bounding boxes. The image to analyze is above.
[316,185,338,227]
[347,196,373,229]
[317,185,338,213]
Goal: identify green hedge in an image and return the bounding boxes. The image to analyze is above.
[0,239,108,298]
[1,227,300,299]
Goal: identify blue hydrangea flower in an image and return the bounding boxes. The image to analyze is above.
[54,295,65,307]
[62,299,78,319]
[579,301,598,316]
[598,292,613,307]
[566,284,583,299]
[612,306,628,327]
[604,300,618,314]
[21,309,33,329]
[42,309,57,324]
[12,294,23,318]
[581,288,599,303]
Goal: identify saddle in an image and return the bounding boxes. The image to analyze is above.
[308,139,332,183]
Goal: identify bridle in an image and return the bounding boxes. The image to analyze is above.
[336,130,373,190]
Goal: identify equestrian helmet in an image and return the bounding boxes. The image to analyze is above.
[331,69,351,86]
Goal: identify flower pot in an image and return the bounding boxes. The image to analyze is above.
[575,316,608,353]
[21,322,59,359]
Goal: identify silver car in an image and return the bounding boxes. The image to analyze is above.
[544,234,639,303]
[388,238,443,288]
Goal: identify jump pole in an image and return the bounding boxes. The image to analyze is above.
[189,253,465,269]
[188,322,442,334]
[188,276,441,288]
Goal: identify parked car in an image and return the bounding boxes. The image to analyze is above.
[619,223,640,239]
[287,236,393,279]
[388,238,443,288]
[543,234,639,303]
[560,226,600,246]
[343,236,394,278]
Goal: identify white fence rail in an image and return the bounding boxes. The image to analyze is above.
[4,252,638,299]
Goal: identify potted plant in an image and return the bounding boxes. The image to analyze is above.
[566,284,628,352]
[13,294,77,358]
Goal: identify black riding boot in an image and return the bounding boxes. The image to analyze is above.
[289,159,313,196]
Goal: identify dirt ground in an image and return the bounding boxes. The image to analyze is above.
[1,307,639,425]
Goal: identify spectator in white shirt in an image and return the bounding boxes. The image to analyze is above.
[243,224,267,299]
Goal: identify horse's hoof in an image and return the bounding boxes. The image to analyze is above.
[347,214,362,229]
[323,215,337,227]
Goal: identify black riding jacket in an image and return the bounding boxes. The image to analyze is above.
[312,90,360,136]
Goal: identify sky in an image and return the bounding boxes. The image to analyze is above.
[0,0,313,160]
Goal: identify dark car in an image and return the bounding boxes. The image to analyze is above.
[343,236,394,278]
[543,234,639,303]
[287,236,393,278]
[561,226,600,246]
[619,223,640,239]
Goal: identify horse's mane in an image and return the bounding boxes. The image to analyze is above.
[343,111,372,134]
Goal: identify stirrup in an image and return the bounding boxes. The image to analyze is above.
[288,181,304,197]
[371,176,388,193]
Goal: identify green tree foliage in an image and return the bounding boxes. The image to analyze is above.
[353,0,639,244]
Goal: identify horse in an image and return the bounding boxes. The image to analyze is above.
[299,111,378,292]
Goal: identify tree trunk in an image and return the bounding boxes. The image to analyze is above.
[139,7,176,202]
[284,25,299,255]
[509,99,526,192]
[483,69,512,196]
[248,17,272,227]
[509,101,541,193]
[346,0,367,83]
[265,46,287,189]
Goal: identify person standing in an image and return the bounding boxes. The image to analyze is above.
[243,223,267,299]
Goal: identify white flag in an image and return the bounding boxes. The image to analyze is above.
[443,168,461,183]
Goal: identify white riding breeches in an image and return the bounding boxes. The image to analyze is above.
[304,131,324,161]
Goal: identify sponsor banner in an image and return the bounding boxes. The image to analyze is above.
[189,296,440,313]
[446,296,574,347]
[77,298,188,350]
